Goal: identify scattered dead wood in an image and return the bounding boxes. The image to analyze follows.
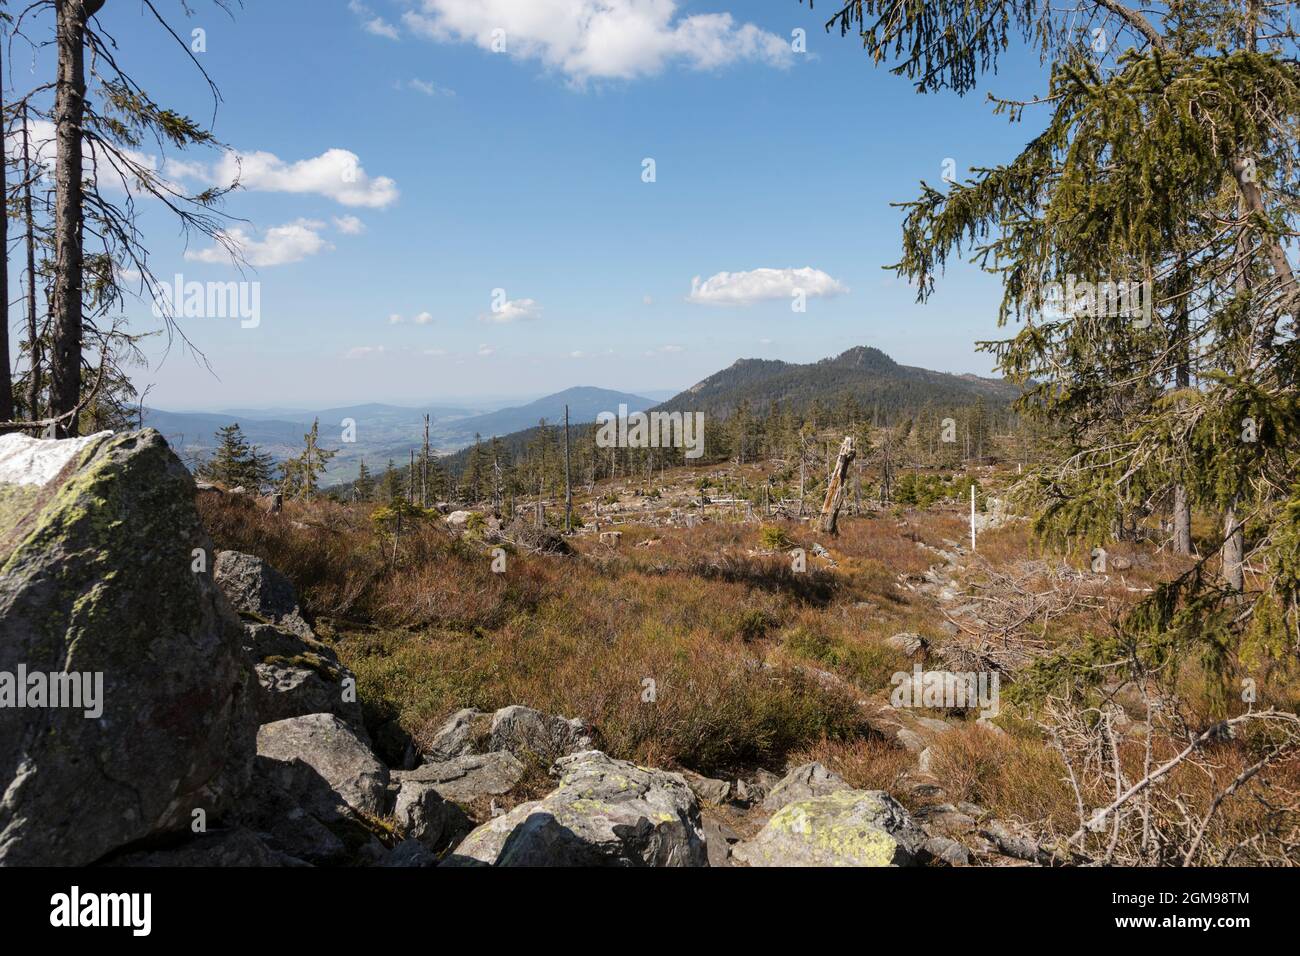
[817,436,855,534]
[940,559,1114,673]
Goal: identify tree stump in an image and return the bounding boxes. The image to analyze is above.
[817,436,856,535]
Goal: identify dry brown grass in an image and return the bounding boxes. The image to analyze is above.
[197,476,1300,862]
[926,723,1075,825]
[792,737,918,801]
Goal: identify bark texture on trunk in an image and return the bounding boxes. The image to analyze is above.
[1173,484,1193,556]
[0,40,12,426]
[1223,505,1245,593]
[49,0,91,437]
[22,109,42,422]
[817,436,856,535]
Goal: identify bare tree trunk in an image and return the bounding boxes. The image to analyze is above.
[1223,504,1245,593]
[1172,270,1193,555]
[798,456,805,516]
[1222,192,1253,590]
[421,415,429,507]
[50,0,94,437]
[563,404,572,533]
[817,436,856,535]
[1173,484,1192,555]
[0,38,13,427]
[22,107,42,422]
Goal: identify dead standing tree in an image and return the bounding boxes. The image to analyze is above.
[817,435,855,534]
[4,0,242,436]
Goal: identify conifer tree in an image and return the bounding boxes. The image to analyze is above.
[354,460,374,503]
[280,418,337,502]
[381,459,401,504]
[814,0,1300,682]
[195,423,274,492]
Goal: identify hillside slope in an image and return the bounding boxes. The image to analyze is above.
[654,346,1019,419]
[440,386,655,441]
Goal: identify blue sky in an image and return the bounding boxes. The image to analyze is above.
[69,0,1050,410]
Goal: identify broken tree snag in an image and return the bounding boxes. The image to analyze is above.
[817,436,856,535]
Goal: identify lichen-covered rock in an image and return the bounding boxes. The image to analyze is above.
[395,751,525,804]
[761,762,852,813]
[426,707,487,761]
[256,713,388,816]
[214,550,313,639]
[733,790,926,867]
[0,430,256,866]
[488,705,592,763]
[444,750,707,867]
[240,621,364,731]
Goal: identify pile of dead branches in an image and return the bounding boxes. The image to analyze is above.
[940,559,1115,673]
[1034,696,1300,866]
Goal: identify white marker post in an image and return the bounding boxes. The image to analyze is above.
[970,484,977,552]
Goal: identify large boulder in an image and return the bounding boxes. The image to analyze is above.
[392,779,472,850]
[761,762,852,813]
[445,751,708,867]
[733,790,926,867]
[394,751,525,804]
[214,550,313,639]
[239,621,364,731]
[426,707,488,761]
[0,430,256,866]
[256,713,388,816]
[238,754,382,866]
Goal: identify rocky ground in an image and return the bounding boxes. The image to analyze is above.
[1,429,1083,866]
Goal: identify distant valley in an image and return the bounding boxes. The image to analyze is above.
[145,387,657,483]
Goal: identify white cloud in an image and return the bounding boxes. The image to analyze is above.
[216,148,399,209]
[423,348,447,356]
[402,0,794,83]
[346,345,392,359]
[334,215,367,235]
[644,344,685,356]
[408,78,455,96]
[350,1,400,39]
[478,297,541,324]
[390,310,434,325]
[477,343,496,356]
[8,124,400,215]
[185,219,333,267]
[687,267,848,306]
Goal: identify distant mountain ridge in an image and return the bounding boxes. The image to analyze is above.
[428,346,1021,484]
[439,386,655,442]
[654,346,1018,418]
[146,387,656,484]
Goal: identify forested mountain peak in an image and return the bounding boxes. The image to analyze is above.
[661,345,1018,420]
